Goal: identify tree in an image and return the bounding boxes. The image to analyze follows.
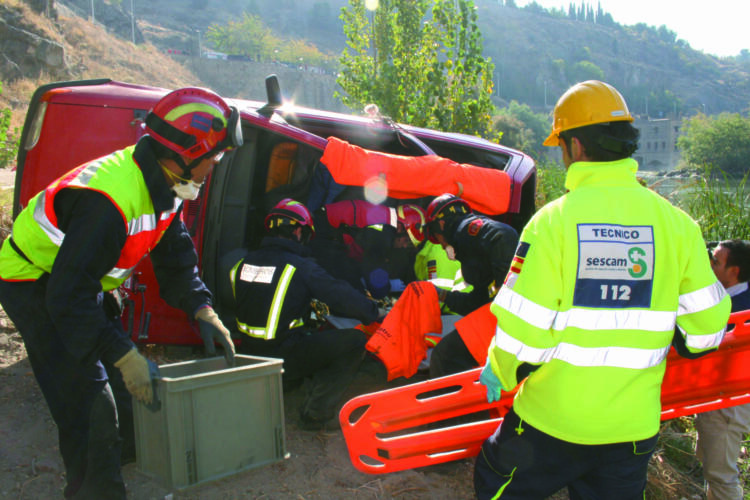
[336,0,496,138]
[0,82,20,170]
[566,60,604,83]
[493,100,549,158]
[677,112,750,176]
[277,39,331,68]
[205,13,279,60]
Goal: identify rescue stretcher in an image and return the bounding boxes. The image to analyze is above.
[339,309,750,474]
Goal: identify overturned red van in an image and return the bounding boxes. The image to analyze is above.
[14,76,537,346]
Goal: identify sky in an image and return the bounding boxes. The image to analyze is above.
[514,0,750,57]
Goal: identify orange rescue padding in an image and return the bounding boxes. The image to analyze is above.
[455,303,496,365]
[365,281,442,381]
[320,137,512,215]
[341,309,750,474]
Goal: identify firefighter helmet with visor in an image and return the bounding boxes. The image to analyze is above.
[425,194,471,244]
[264,198,316,240]
[396,204,426,247]
[145,87,243,177]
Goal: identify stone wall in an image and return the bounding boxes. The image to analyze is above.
[184,58,349,113]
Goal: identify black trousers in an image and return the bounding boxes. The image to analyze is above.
[0,278,129,499]
[239,327,367,421]
[474,407,658,500]
[429,329,477,378]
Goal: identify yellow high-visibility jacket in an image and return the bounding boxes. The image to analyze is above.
[489,158,730,445]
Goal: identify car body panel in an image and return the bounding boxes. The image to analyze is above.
[14,78,537,346]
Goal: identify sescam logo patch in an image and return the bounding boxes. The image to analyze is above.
[574,224,654,308]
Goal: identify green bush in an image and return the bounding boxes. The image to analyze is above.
[666,168,750,241]
[535,159,567,209]
[0,82,20,170]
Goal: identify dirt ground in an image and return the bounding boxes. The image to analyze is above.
[0,168,487,499]
[0,305,487,500]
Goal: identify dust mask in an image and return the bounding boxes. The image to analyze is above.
[445,245,456,261]
[162,163,203,201]
[171,180,202,201]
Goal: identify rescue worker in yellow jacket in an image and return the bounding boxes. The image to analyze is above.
[0,87,241,499]
[474,80,731,499]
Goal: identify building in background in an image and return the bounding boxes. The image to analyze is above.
[633,117,682,172]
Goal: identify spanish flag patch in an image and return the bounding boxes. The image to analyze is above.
[503,241,530,289]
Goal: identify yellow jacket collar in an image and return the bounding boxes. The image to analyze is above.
[564,158,639,191]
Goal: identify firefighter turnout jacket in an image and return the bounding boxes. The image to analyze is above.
[442,214,518,316]
[311,200,403,299]
[0,139,213,365]
[230,236,379,349]
[489,158,731,445]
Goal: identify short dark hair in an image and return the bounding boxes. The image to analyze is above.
[559,121,640,162]
[719,239,750,282]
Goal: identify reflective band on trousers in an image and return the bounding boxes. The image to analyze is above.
[493,325,671,369]
[234,264,296,340]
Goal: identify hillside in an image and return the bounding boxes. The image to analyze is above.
[0,0,206,131]
[71,0,750,118]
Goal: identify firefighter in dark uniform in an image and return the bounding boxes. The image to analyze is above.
[0,87,240,499]
[230,198,380,430]
[424,193,519,378]
[310,200,426,299]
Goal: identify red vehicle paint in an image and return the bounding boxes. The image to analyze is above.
[14,77,537,346]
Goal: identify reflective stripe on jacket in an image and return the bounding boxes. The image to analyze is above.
[489,158,731,445]
[414,241,472,293]
[0,146,180,290]
[229,260,300,340]
[230,237,379,348]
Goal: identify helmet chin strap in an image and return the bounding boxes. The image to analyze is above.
[174,155,203,182]
[176,147,221,180]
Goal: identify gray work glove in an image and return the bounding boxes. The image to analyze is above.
[195,306,236,367]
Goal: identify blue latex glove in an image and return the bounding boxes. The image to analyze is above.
[389,278,406,292]
[479,361,503,403]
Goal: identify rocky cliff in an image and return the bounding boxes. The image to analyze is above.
[0,2,67,83]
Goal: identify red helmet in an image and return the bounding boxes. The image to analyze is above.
[264,198,315,239]
[396,204,426,247]
[145,87,243,161]
[425,194,471,243]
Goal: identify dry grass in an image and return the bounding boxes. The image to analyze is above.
[645,418,715,500]
[0,1,205,135]
[0,188,12,245]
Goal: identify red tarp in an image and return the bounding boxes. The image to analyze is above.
[320,137,512,215]
[365,281,442,381]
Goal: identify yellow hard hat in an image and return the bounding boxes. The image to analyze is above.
[543,80,634,147]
